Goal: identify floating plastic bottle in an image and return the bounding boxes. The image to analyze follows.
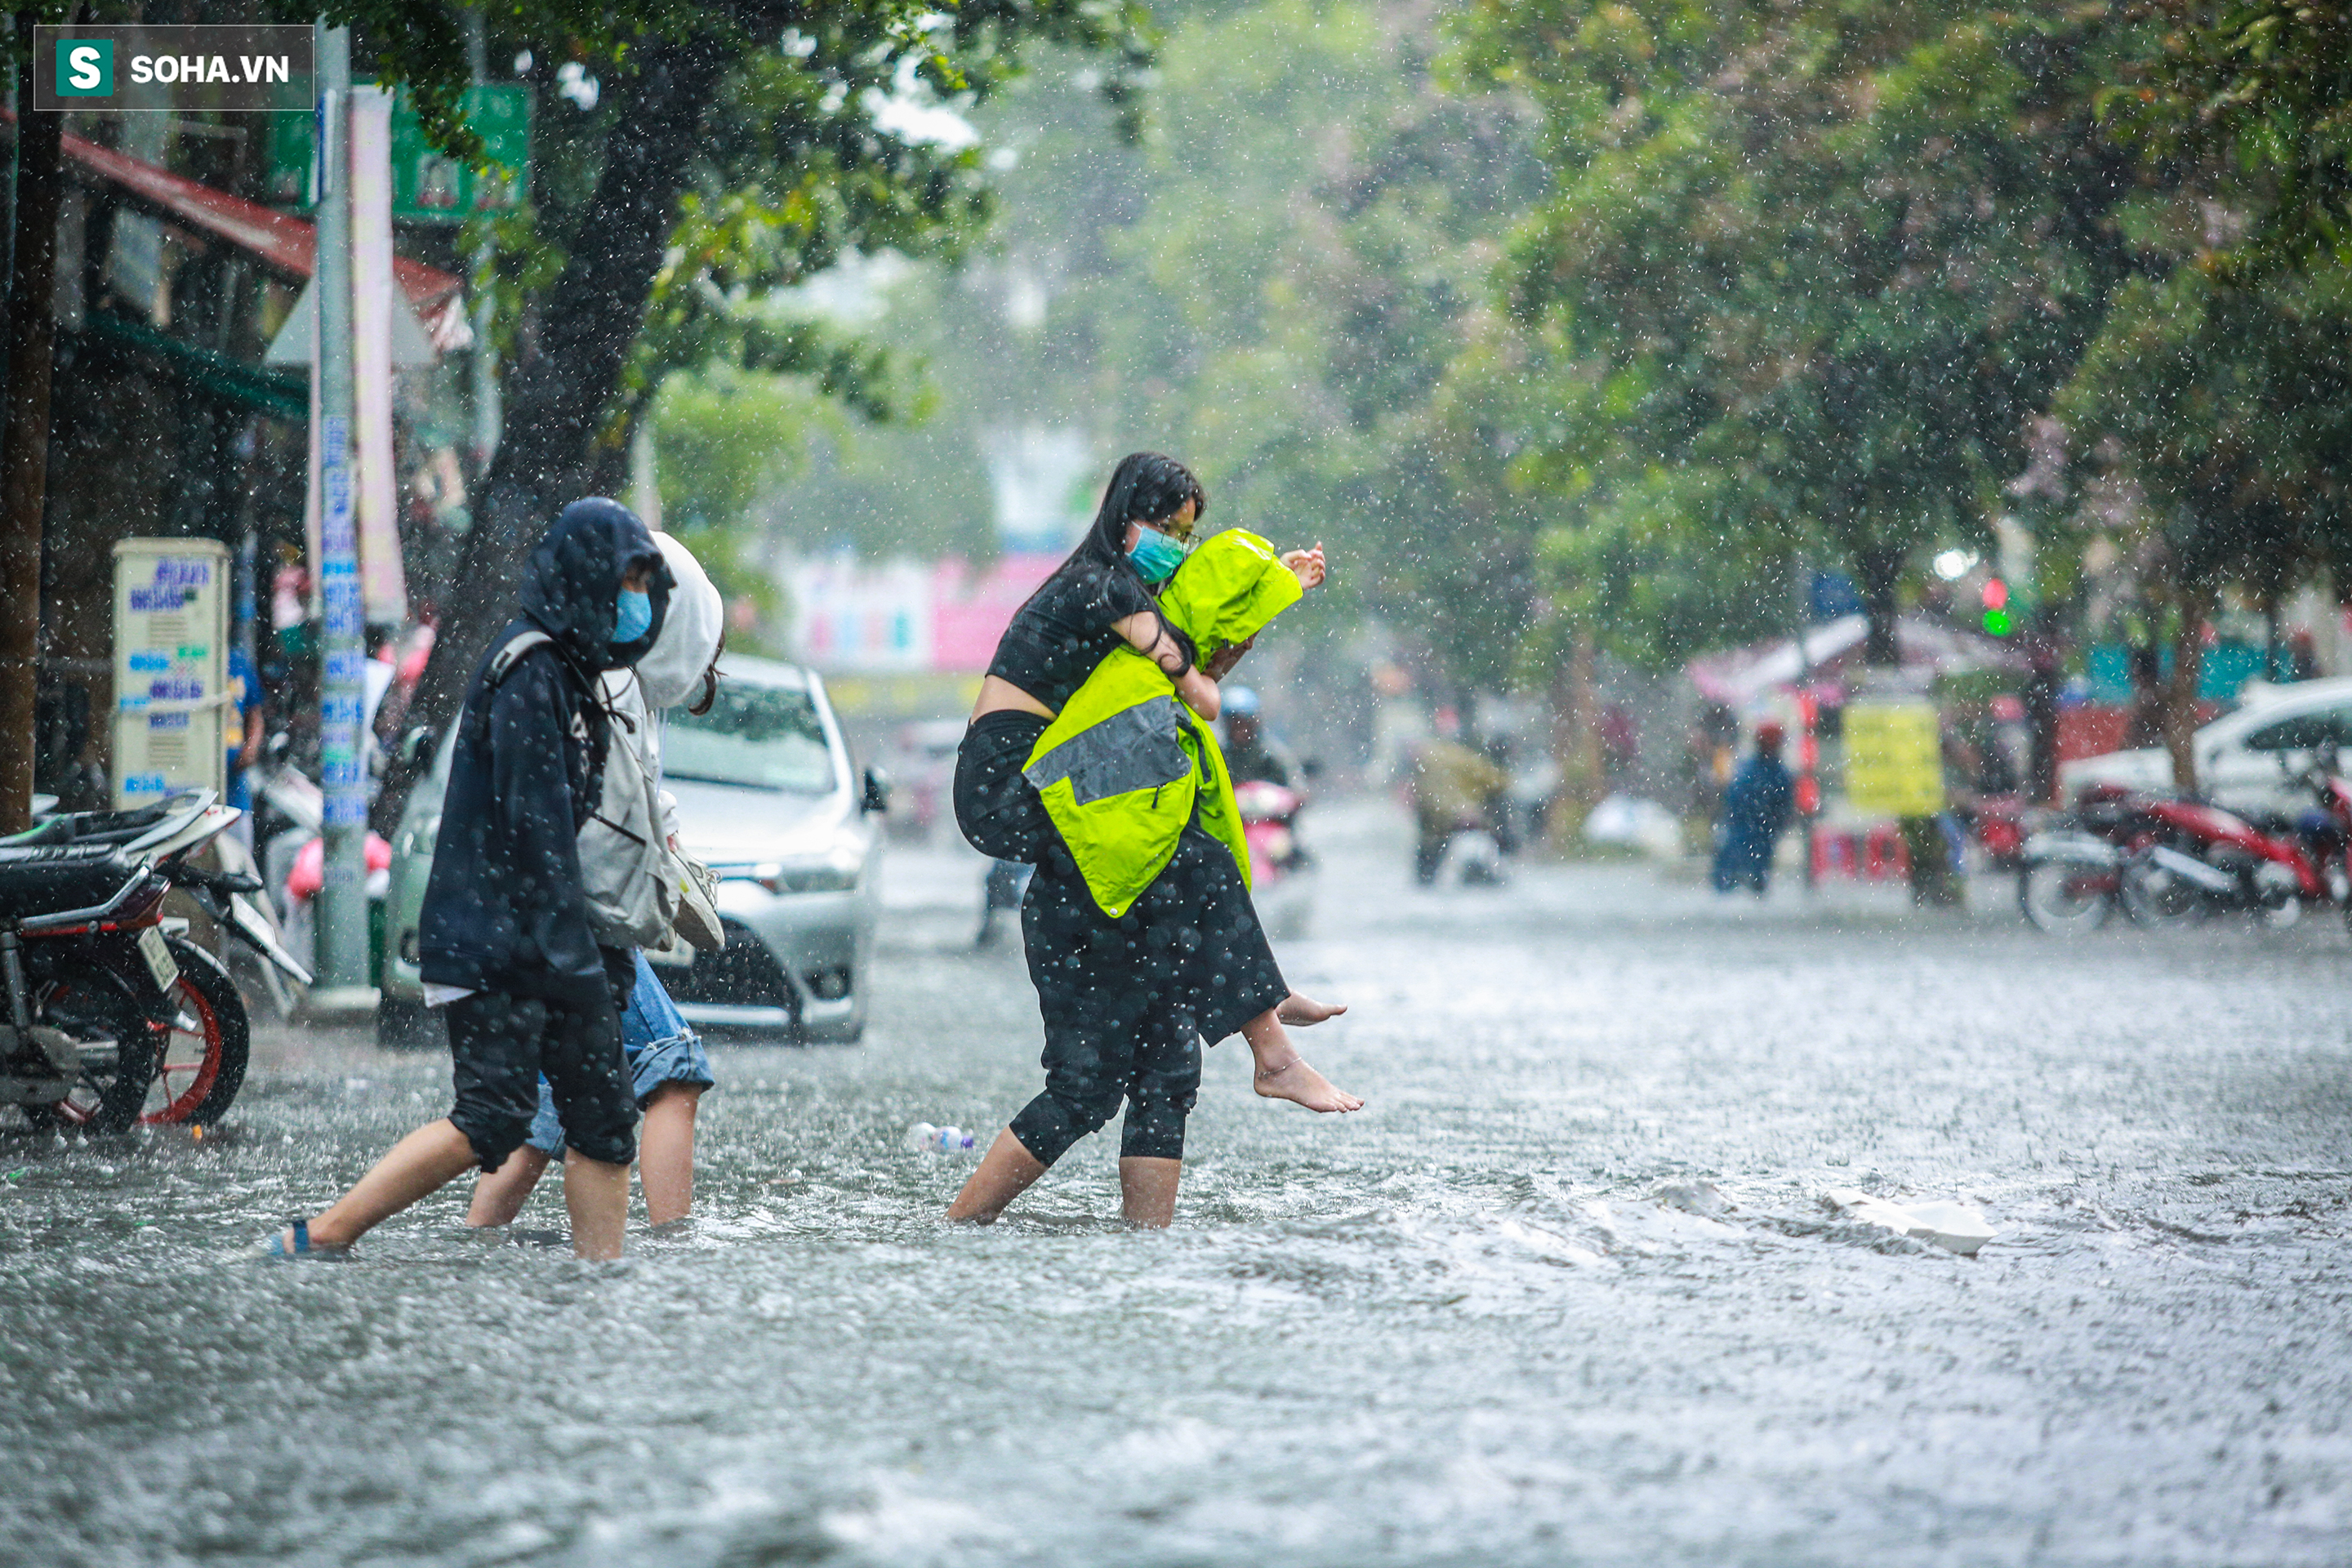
[904,1121,977,1152]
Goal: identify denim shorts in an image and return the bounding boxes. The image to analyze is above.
[525,952,713,1156]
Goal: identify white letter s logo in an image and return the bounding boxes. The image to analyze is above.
[66,46,101,91]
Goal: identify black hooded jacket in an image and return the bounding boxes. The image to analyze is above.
[417,499,673,1005]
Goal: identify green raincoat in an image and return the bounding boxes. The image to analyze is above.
[1022,530,1303,918]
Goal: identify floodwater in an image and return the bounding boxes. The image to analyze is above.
[6,798,2352,1566]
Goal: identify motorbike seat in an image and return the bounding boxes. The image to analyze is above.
[0,844,145,920]
[1,795,191,849]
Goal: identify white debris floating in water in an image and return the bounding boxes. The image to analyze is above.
[1824,1189,1998,1256]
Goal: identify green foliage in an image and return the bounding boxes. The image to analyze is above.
[1446,0,2151,664]
[648,364,851,644]
[2102,1,2352,275]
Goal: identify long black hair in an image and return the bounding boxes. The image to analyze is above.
[1026,452,1208,672]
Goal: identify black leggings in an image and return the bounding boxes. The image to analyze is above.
[1010,824,1288,1164]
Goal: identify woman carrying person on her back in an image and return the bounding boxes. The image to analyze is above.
[946,452,1357,1230]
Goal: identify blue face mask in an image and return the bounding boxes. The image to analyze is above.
[614,588,653,646]
[1127,527,1186,585]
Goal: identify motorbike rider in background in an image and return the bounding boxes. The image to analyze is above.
[1220,688,1298,790]
[1410,733,1511,885]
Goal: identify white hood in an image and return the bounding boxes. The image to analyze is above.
[638,532,724,709]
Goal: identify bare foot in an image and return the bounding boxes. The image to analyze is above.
[1254,1057,1363,1113]
[1276,991,1348,1027]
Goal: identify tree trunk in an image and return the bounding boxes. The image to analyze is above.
[1544,622,1601,846]
[376,33,725,831]
[2162,586,2213,793]
[1,89,65,834]
[1856,542,1903,667]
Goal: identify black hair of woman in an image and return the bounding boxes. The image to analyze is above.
[1023,452,1207,675]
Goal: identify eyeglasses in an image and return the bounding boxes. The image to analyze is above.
[1147,513,1198,547]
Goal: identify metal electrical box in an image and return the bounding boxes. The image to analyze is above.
[111,537,230,807]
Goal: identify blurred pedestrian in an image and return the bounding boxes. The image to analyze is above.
[1711,721,1793,895]
[466,530,726,1232]
[944,453,1356,1230]
[264,499,672,1261]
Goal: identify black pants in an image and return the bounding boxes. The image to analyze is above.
[446,978,636,1171]
[1010,825,1288,1165]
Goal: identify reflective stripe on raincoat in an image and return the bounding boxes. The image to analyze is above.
[1022,530,1303,918]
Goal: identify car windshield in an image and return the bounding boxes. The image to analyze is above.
[663,683,835,793]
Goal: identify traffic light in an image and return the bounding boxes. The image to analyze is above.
[1980,577,2011,636]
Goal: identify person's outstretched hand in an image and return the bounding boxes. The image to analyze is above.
[1281,542,1326,590]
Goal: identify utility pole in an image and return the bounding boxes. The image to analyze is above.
[313,21,372,1004]
[1,17,65,833]
[466,9,500,473]
[1792,556,1819,893]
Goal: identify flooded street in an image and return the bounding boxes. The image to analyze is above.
[7,798,2352,1567]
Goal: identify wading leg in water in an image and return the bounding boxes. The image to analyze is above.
[466,1081,706,1231]
[944,1138,1190,1230]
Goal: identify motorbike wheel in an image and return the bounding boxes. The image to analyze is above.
[2018,861,2113,935]
[2118,850,2209,929]
[141,938,249,1126]
[19,962,164,1135]
[2258,892,2305,931]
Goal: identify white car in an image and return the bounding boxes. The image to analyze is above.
[2058,677,2352,822]
[380,655,886,1045]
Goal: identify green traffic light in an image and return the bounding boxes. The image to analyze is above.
[1983,608,2013,636]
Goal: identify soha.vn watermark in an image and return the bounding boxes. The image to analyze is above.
[33,26,315,114]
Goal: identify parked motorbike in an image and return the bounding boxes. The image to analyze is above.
[1,792,311,1133]
[2016,785,2146,934]
[2019,771,2352,934]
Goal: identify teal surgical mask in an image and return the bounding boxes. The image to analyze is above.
[614,588,653,645]
[1127,527,1186,585]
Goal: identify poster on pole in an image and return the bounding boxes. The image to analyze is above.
[350,86,408,623]
[112,539,230,807]
[1843,700,1947,817]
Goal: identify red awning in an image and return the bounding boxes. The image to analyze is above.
[2,109,468,345]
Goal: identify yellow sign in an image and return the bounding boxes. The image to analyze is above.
[1843,701,1945,817]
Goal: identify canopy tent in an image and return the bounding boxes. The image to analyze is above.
[3,109,470,351]
[1686,613,2025,709]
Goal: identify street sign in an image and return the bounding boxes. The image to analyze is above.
[1843,700,1946,817]
[112,539,230,807]
[266,83,529,220]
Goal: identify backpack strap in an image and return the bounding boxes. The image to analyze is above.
[485,629,555,688]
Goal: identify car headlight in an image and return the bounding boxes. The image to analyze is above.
[726,841,864,895]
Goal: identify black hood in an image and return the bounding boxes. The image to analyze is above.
[518,498,672,674]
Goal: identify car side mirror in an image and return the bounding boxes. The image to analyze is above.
[862,765,892,815]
